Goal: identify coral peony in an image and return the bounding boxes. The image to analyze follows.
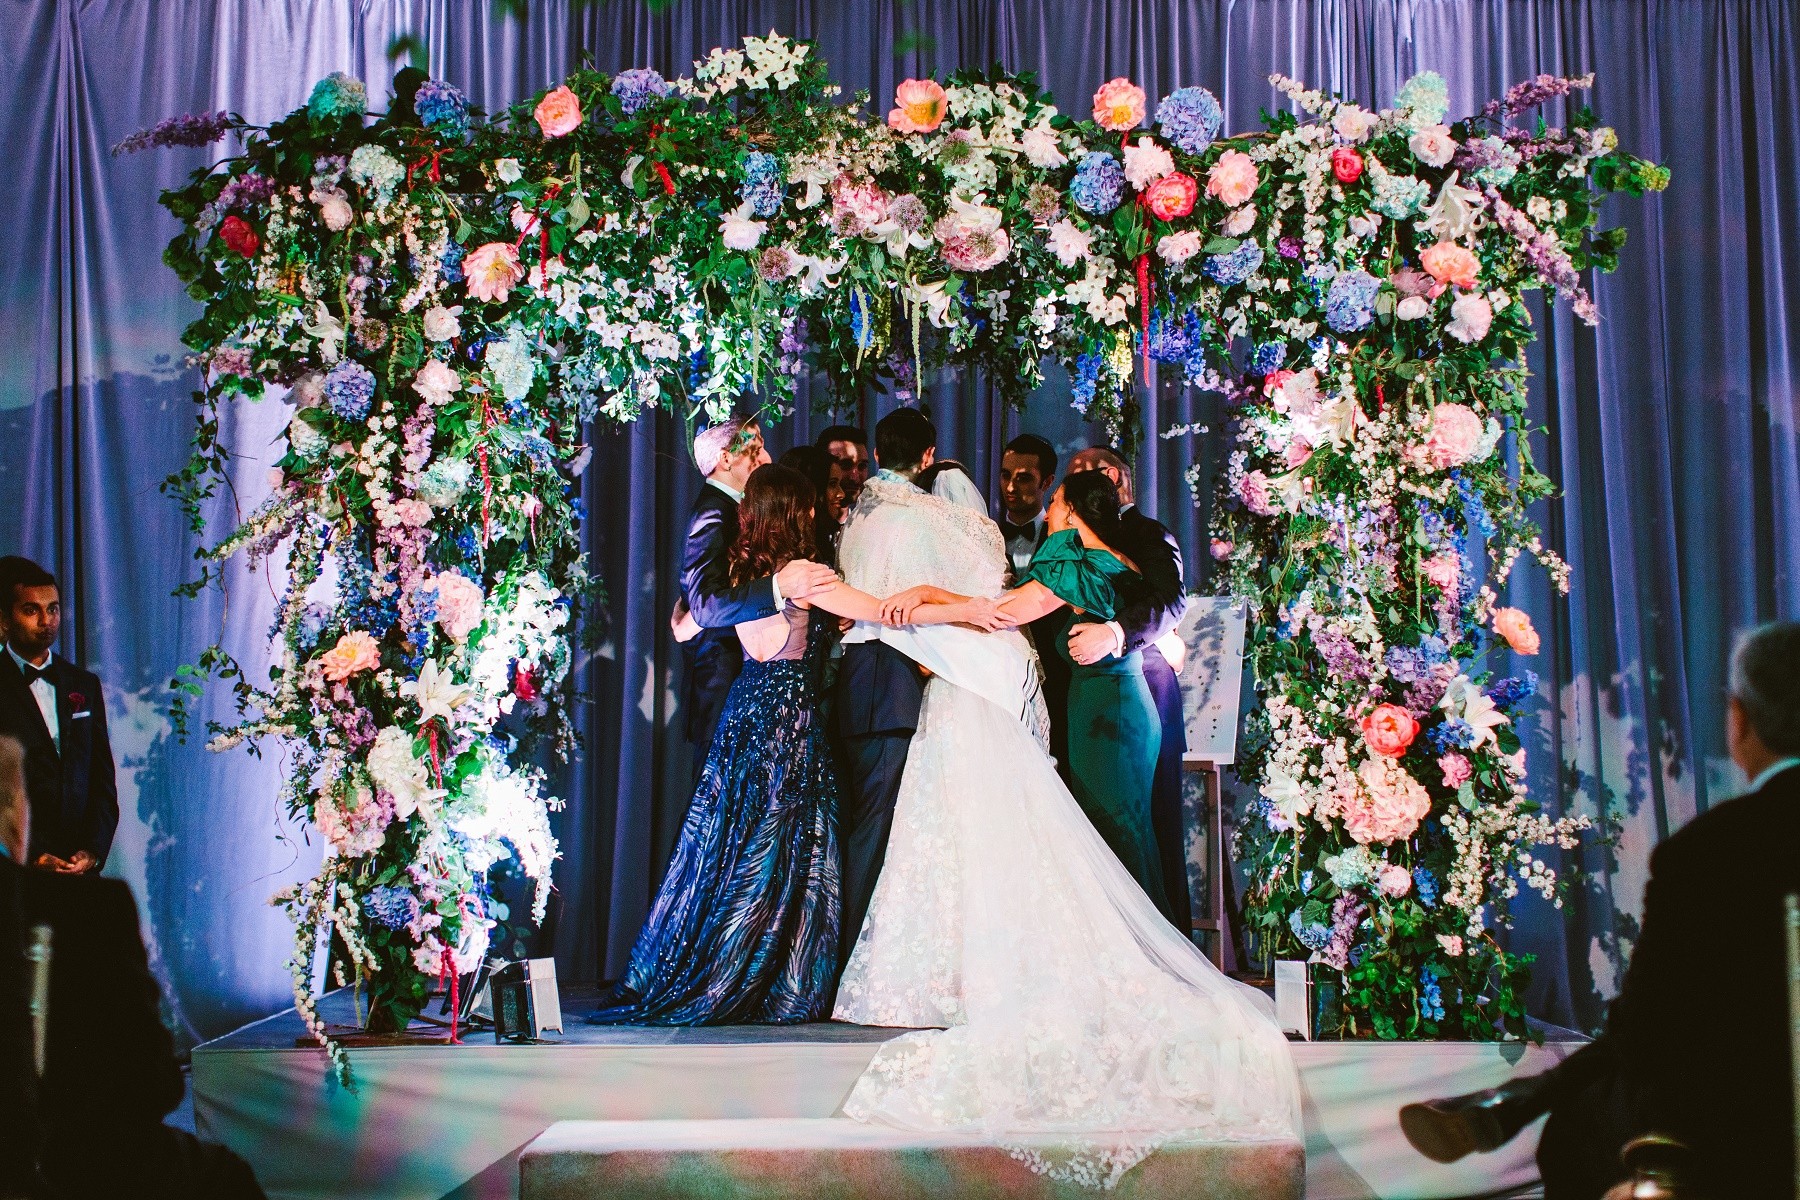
[433,572,485,642]
[464,242,524,303]
[1331,146,1364,184]
[1144,171,1198,220]
[1345,758,1432,845]
[1206,150,1259,207]
[1439,752,1472,788]
[887,78,948,133]
[220,214,260,257]
[533,85,583,138]
[1092,77,1147,130]
[1362,703,1421,757]
[1446,293,1494,344]
[1420,240,1480,291]
[320,631,381,681]
[1425,402,1484,469]
[1492,607,1541,655]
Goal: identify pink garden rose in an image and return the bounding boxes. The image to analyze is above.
[1409,124,1458,167]
[1492,607,1541,655]
[1346,758,1432,845]
[1420,240,1480,291]
[1144,171,1198,220]
[533,85,583,138]
[1331,146,1364,183]
[1423,551,1462,593]
[1210,538,1234,560]
[432,572,485,643]
[412,359,461,406]
[1362,703,1421,757]
[1425,402,1484,469]
[464,242,525,303]
[1237,469,1277,516]
[1447,293,1494,344]
[1378,863,1413,898]
[1206,150,1259,207]
[1437,934,1465,957]
[1091,77,1147,130]
[887,78,948,133]
[320,631,381,682]
[1439,752,1473,788]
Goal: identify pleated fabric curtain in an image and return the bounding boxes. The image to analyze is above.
[3,0,1795,1040]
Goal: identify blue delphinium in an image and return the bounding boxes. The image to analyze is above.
[1289,908,1332,952]
[1070,352,1105,415]
[414,80,469,138]
[1419,965,1446,1021]
[1428,717,1478,753]
[323,360,376,421]
[1302,263,1339,305]
[1155,86,1223,155]
[439,239,466,284]
[366,886,421,931]
[307,72,367,121]
[1454,471,1499,538]
[1413,867,1439,908]
[1250,340,1286,376]
[740,151,785,217]
[1325,268,1380,333]
[611,67,671,116]
[1203,242,1264,286]
[1069,152,1125,215]
[1488,671,1540,714]
[1395,70,1451,125]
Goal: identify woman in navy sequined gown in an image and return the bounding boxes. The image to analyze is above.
[588,464,889,1025]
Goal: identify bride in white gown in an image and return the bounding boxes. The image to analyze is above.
[832,465,1301,1188]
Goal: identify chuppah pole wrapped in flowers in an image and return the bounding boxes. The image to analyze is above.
[133,33,1664,1071]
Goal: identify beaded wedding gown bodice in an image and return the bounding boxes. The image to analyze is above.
[833,471,1300,1188]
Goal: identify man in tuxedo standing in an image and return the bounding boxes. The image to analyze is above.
[1063,449,1193,931]
[678,420,836,788]
[997,434,1055,580]
[0,557,116,876]
[832,407,935,969]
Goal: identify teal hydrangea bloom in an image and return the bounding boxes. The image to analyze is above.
[1395,71,1449,125]
[308,72,368,121]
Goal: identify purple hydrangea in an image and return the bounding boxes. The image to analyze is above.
[1324,268,1379,333]
[323,360,377,421]
[414,80,470,138]
[1203,242,1264,286]
[1155,86,1223,155]
[740,151,785,217]
[1310,622,1372,682]
[112,111,234,156]
[1277,236,1303,260]
[1488,671,1539,713]
[1069,152,1124,215]
[365,885,420,930]
[612,67,671,116]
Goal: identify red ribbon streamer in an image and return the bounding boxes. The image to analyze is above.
[477,399,494,547]
[438,947,461,1045]
[427,724,442,789]
[1376,382,1386,414]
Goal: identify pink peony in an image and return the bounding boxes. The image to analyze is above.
[1155,229,1204,264]
[464,242,525,303]
[1420,240,1480,291]
[1206,150,1259,207]
[1423,552,1462,593]
[1345,758,1432,845]
[887,78,948,133]
[1378,863,1413,898]
[1492,607,1541,655]
[393,498,432,527]
[1446,293,1494,344]
[1284,438,1314,469]
[533,85,583,138]
[1409,124,1458,167]
[1144,172,1198,220]
[413,359,461,406]
[1362,703,1421,757]
[1424,402,1484,469]
[318,194,354,231]
[1396,295,1432,321]
[1122,137,1175,189]
[320,631,381,682]
[1047,220,1093,268]
[934,199,1011,272]
[432,572,486,643]
[1439,752,1472,788]
[1222,205,1256,237]
[829,175,889,233]
[1437,934,1465,957]
[1262,368,1296,397]
[1237,470,1277,516]
[1091,78,1147,130]
[1333,106,1379,143]
[1210,538,1234,560]
[1331,146,1364,184]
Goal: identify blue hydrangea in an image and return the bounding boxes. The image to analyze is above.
[1203,242,1264,286]
[440,239,465,284]
[1428,717,1477,753]
[1385,645,1432,683]
[740,151,785,217]
[1413,868,1439,908]
[1419,965,1446,1021]
[366,885,420,930]
[1069,152,1125,216]
[612,67,671,116]
[1395,71,1450,125]
[1325,269,1380,333]
[307,72,367,121]
[1489,671,1539,713]
[1155,86,1223,155]
[1250,341,1286,376]
[1070,351,1104,415]
[411,583,440,625]
[414,80,469,138]
[1148,309,1202,365]
[323,360,376,421]
[1289,908,1332,951]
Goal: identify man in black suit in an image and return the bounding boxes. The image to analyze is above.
[1401,620,1800,1199]
[998,434,1056,580]
[832,407,935,969]
[0,557,116,876]
[677,419,836,788]
[1063,449,1192,931]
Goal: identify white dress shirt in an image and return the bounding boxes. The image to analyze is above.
[7,644,57,751]
[1001,510,1045,579]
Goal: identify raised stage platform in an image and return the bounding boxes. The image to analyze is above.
[192,987,1581,1200]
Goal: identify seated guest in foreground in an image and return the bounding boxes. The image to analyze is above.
[591,465,892,1025]
[1402,620,1800,1199]
[0,557,117,875]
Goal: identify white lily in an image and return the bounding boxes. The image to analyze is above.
[401,658,474,727]
[1421,171,1485,242]
[304,303,346,364]
[1441,675,1509,749]
[905,277,956,328]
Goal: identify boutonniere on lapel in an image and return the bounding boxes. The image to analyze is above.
[67,691,89,715]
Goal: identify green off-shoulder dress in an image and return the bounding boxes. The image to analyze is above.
[1021,529,1166,909]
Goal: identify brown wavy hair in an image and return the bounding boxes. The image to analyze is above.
[727,463,818,587]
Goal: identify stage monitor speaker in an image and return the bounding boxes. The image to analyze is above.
[491,957,563,1042]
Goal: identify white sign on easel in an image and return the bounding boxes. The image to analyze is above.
[1175,596,1248,766]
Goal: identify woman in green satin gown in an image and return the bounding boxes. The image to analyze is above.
[880,470,1183,915]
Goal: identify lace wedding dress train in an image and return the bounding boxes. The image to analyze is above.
[831,473,1301,1189]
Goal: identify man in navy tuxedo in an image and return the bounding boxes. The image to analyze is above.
[0,557,116,876]
[1063,449,1193,931]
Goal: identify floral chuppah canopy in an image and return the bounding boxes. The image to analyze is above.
[137,31,1664,1068]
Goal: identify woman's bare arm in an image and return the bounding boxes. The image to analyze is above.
[993,580,1064,626]
[801,578,888,625]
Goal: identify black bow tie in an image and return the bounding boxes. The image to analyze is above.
[17,660,52,686]
[1000,519,1038,542]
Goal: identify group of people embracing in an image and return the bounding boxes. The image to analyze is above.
[584,406,1300,1183]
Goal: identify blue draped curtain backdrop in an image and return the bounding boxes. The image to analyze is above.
[4,0,1795,1043]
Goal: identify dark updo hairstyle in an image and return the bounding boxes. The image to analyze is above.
[1057,470,1181,621]
[913,458,976,494]
[728,464,818,587]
